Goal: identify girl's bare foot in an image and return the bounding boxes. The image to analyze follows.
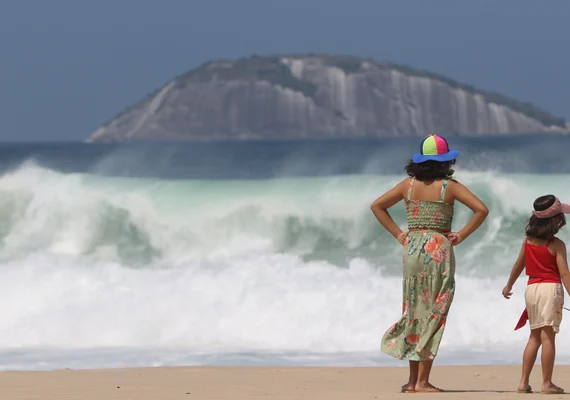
[415,383,444,392]
[401,383,415,393]
[541,383,564,394]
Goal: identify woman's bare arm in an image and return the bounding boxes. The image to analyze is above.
[370,179,408,240]
[447,180,489,245]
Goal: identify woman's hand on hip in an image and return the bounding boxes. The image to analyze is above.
[397,231,408,246]
[445,232,463,246]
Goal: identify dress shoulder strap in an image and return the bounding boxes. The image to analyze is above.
[407,178,415,201]
[440,179,449,202]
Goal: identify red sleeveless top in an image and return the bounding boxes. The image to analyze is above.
[525,239,561,284]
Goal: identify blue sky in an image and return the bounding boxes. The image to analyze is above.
[0,0,568,141]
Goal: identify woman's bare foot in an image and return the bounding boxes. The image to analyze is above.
[415,383,444,392]
[541,383,564,394]
[516,384,532,393]
[401,383,415,393]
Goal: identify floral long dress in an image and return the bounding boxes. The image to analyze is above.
[380,178,456,361]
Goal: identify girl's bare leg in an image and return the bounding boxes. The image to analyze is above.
[519,329,541,392]
[540,327,564,394]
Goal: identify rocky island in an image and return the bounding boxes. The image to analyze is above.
[87,54,569,142]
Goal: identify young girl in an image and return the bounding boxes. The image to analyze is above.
[371,134,488,393]
[503,194,570,395]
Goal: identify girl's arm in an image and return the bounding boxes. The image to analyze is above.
[370,179,408,242]
[553,239,570,297]
[502,239,526,299]
[446,180,489,245]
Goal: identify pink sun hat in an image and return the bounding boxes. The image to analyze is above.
[533,197,570,219]
[412,134,460,163]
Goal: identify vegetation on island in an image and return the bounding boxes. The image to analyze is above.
[176,55,317,99]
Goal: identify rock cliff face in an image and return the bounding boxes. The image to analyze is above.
[87,55,569,142]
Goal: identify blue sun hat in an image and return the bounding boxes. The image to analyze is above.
[412,134,460,163]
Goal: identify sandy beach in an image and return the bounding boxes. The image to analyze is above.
[1,364,569,399]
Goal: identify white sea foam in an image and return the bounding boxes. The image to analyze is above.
[0,163,569,370]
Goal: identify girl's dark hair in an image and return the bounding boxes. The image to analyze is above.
[405,159,456,182]
[526,194,566,240]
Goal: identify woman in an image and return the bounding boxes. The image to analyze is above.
[370,134,488,393]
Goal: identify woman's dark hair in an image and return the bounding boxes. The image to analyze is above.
[405,159,456,182]
[526,194,566,240]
